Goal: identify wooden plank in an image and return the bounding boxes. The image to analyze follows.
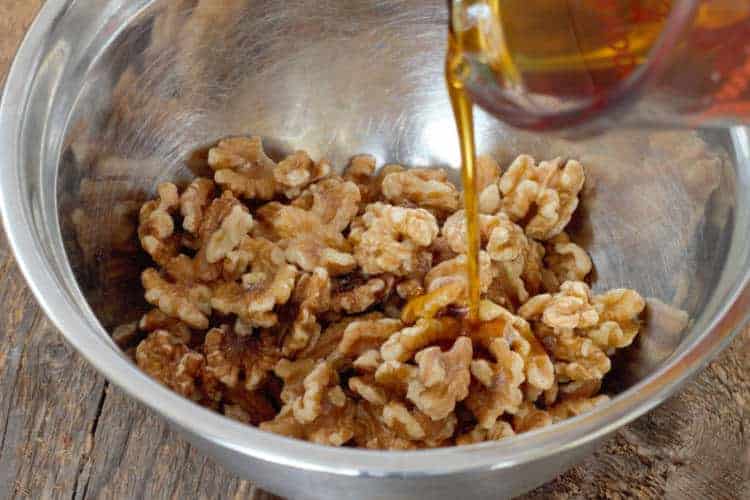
[522,326,750,500]
[0,233,107,500]
[0,0,41,78]
[0,4,110,499]
[75,384,277,500]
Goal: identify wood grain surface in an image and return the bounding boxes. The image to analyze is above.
[0,2,748,499]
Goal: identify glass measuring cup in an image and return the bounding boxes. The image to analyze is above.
[451,0,750,132]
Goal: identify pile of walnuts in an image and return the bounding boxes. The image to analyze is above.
[132,136,645,448]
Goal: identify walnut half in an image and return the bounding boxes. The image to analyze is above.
[130,139,657,450]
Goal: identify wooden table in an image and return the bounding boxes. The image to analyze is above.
[1,2,749,498]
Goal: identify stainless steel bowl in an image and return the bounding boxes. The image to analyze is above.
[2,1,749,498]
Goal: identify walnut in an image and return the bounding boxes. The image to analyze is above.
[486,212,527,263]
[129,140,651,449]
[352,402,415,450]
[168,191,252,283]
[221,235,263,280]
[274,150,331,198]
[208,136,277,200]
[348,375,390,405]
[543,233,592,290]
[211,237,297,327]
[590,288,645,350]
[477,155,502,214]
[300,178,361,233]
[487,267,522,311]
[282,267,332,355]
[522,282,645,354]
[440,211,536,306]
[440,211,469,254]
[373,360,416,391]
[519,281,599,330]
[343,156,406,206]
[273,358,318,404]
[499,155,585,240]
[531,381,560,407]
[381,317,460,362]
[138,183,180,265]
[429,235,458,263]
[351,203,438,276]
[260,401,355,447]
[406,337,472,420]
[486,241,546,310]
[284,235,356,276]
[138,308,191,343]
[242,329,283,391]
[396,278,424,300]
[381,168,460,214]
[382,294,405,320]
[465,337,524,428]
[256,202,347,249]
[472,302,554,395]
[272,180,360,276]
[353,349,384,372]
[194,325,282,408]
[142,268,211,329]
[381,401,456,447]
[111,321,141,348]
[586,320,639,354]
[400,283,466,325]
[136,329,204,400]
[380,401,427,440]
[179,177,215,234]
[353,399,458,449]
[512,402,553,433]
[343,154,377,202]
[441,210,503,254]
[218,389,279,426]
[202,326,240,396]
[349,368,398,405]
[291,361,340,423]
[456,420,515,445]
[262,360,356,446]
[205,203,254,264]
[486,213,535,304]
[292,315,373,362]
[423,252,494,296]
[224,404,252,423]
[332,274,394,314]
[549,395,609,422]
[540,327,612,382]
[558,378,602,400]
[524,240,547,296]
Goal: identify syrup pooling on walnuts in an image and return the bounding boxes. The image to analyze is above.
[129,134,651,448]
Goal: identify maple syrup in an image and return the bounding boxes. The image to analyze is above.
[446,1,672,320]
[446,34,482,322]
[446,0,750,322]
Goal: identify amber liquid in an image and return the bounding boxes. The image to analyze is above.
[447,1,672,319]
[447,1,750,320]
[446,36,482,322]
[449,0,670,129]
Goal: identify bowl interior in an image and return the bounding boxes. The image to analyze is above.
[49,0,744,417]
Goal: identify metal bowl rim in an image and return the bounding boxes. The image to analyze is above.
[0,0,746,478]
